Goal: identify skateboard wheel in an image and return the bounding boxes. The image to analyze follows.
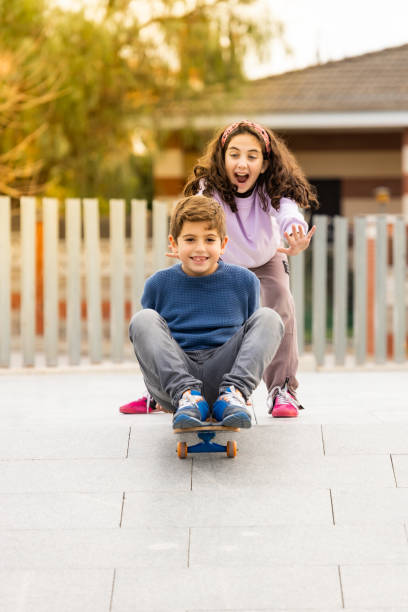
[177,441,188,459]
[226,440,237,458]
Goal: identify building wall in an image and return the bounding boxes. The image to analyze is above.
[342,197,401,217]
[294,149,402,218]
[154,148,185,197]
[295,150,401,178]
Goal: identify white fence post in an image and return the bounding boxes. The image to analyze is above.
[354,216,367,364]
[375,216,387,364]
[110,199,125,362]
[153,200,169,272]
[290,252,305,355]
[312,215,328,366]
[20,197,36,366]
[393,216,406,363]
[83,198,102,363]
[333,216,348,365]
[0,196,11,367]
[66,198,82,364]
[43,198,59,366]
[131,199,146,313]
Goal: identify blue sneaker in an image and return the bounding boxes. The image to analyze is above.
[173,389,210,429]
[212,386,252,428]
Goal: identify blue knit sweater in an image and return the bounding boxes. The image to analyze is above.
[141,261,260,350]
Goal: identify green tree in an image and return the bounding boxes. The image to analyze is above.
[1,0,278,201]
[0,36,61,196]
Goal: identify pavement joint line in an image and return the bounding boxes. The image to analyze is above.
[119,492,126,528]
[337,565,345,608]
[320,424,326,455]
[187,527,192,568]
[404,523,408,544]
[252,399,258,425]
[390,453,398,487]
[329,488,335,525]
[109,568,116,612]
[190,458,194,491]
[125,427,131,458]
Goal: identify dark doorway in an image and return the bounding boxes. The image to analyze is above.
[309,178,342,217]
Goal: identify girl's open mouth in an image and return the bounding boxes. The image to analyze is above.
[235,173,249,184]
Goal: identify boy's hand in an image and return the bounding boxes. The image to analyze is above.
[277,224,316,256]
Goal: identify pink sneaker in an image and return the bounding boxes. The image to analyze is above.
[119,393,157,414]
[267,379,302,418]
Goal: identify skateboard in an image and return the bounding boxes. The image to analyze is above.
[173,424,240,459]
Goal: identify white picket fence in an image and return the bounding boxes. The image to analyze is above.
[0,196,407,368]
[295,214,407,366]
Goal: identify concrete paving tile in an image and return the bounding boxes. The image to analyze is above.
[112,566,342,610]
[0,569,113,612]
[296,372,408,425]
[236,423,324,456]
[391,454,408,486]
[0,372,145,424]
[0,492,123,529]
[189,524,408,566]
[331,487,408,524]
[322,424,408,455]
[0,425,130,459]
[370,410,408,423]
[341,565,408,608]
[0,528,188,569]
[0,457,191,493]
[191,454,395,490]
[128,423,184,458]
[121,488,333,528]
[252,381,387,426]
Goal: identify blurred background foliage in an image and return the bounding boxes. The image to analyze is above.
[0,0,277,207]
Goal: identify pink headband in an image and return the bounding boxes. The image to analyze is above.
[221,120,271,153]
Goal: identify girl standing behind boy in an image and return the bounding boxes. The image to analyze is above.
[183,120,318,416]
[120,120,318,417]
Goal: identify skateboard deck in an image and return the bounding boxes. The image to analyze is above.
[174,424,240,458]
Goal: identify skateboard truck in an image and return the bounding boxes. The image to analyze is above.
[174,425,239,458]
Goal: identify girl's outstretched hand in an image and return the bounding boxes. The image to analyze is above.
[277,224,316,256]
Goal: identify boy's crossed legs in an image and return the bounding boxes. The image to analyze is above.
[129,308,284,429]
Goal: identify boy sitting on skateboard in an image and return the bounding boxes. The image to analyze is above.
[129,195,284,429]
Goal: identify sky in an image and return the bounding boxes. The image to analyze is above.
[52,0,408,79]
[246,0,408,78]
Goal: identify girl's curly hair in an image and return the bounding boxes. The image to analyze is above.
[184,122,319,213]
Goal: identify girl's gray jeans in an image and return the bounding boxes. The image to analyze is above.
[129,307,284,412]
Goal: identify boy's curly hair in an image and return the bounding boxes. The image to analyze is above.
[184,122,319,213]
[170,195,226,242]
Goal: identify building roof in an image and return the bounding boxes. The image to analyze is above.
[232,43,408,114]
[166,44,408,131]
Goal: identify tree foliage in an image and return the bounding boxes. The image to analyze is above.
[0,35,62,195]
[0,0,276,200]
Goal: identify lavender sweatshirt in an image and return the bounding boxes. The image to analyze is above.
[201,186,308,268]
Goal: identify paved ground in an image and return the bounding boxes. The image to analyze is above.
[1,365,408,611]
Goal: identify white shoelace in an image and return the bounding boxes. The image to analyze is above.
[178,391,202,410]
[221,386,246,408]
[267,384,300,413]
